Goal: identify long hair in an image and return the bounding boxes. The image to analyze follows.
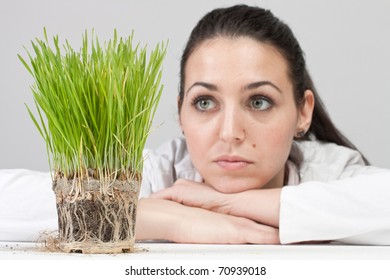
[178,4,369,166]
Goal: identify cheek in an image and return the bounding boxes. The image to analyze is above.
[249,113,297,159]
[183,127,206,157]
[250,109,296,136]
[271,106,299,137]
[266,122,296,143]
[180,110,215,160]
[264,127,294,161]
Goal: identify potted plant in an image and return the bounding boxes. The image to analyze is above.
[19,29,166,254]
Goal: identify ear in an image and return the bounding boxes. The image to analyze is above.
[297,90,315,133]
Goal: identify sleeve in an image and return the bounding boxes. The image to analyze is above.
[139,148,175,198]
[279,166,390,245]
[0,169,58,242]
[139,137,201,198]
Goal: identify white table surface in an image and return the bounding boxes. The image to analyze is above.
[1,242,390,280]
[1,241,389,260]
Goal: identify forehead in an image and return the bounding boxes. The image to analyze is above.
[185,37,291,88]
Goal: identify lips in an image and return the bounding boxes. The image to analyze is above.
[213,155,253,171]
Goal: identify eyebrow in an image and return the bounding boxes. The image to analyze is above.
[245,81,282,93]
[186,80,282,96]
[186,82,218,96]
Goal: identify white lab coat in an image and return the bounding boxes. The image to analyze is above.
[1,137,390,244]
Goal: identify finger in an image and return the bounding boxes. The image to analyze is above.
[150,188,176,199]
[150,180,202,200]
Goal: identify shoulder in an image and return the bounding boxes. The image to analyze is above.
[140,137,201,197]
[145,137,197,176]
[153,137,189,162]
[295,140,366,182]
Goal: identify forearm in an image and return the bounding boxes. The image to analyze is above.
[135,198,177,241]
[150,179,282,228]
[135,197,280,244]
[226,188,281,228]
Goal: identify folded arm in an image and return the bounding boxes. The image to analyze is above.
[150,179,281,227]
[135,198,279,244]
[148,168,390,245]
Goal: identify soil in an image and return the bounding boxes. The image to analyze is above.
[52,175,140,254]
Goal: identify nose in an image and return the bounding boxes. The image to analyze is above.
[218,105,246,143]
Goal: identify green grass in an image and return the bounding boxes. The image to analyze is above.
[19,29,166,182]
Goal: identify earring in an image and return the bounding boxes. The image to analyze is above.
[296,129,306,138]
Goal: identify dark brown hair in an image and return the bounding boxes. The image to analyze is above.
[178,4,369,165]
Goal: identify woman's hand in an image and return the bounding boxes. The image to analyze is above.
[150,179,230,213]
[151,179,281,227]
[136,198,280,244]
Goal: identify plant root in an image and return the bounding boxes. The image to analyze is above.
[52,177,140,254]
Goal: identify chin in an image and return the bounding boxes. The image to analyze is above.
[208,178,262,194]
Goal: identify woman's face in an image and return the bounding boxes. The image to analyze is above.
[180,37,313,193]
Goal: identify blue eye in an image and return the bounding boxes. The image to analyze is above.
[193,97,216,111]
[250,96,272,110]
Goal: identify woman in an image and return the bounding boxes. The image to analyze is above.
[1,5,389,245]
[135,5,390,245]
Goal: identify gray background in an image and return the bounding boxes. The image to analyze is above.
[1,0,389,171]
